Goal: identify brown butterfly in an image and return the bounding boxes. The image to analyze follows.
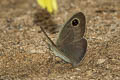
[40,12,87,67]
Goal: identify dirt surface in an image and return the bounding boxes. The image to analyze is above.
[0,0,120,80]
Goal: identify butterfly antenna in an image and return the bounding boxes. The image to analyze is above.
[40,26,56,46]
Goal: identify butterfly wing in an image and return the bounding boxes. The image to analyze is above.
[40,26,71,63]
[56,12,86,45]
[56,12,87,66]
[57,38,87,66]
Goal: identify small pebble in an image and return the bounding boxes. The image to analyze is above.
[97,59,106,64]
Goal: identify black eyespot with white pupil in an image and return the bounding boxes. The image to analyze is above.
[72,18,80,26]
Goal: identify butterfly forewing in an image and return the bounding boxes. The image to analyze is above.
[56,12,86,46]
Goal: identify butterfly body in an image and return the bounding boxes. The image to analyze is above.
[40,12,87,67]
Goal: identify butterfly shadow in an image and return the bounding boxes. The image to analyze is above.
[33,9,59,34]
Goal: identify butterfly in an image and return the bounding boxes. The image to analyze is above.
[40,12,87,67]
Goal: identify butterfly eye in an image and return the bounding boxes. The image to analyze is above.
[71,18,80,26]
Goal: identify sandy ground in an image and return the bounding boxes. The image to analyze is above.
[0,0,120,80]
